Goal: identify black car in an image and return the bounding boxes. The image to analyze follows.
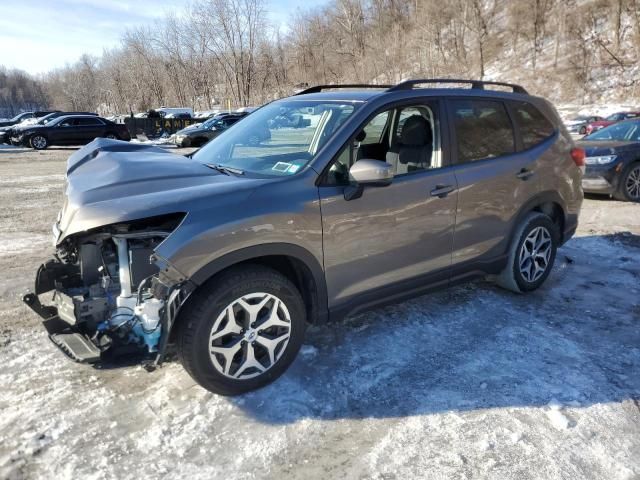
[174,113,254,147]
[0,110,59,128]
[2,111,98,144]
[578,118,640,201]
[12,115,130,149]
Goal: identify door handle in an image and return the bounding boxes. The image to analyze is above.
[516,168,535,180]
[430,184,456,198]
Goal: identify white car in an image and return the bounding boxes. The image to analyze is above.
[564,115,604,135]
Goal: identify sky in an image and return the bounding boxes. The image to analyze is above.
[1,0,327,76]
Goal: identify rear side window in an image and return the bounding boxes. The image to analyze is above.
[451,99,515,163]
[512,102,555,150]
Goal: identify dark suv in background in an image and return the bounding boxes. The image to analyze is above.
[174,112,249,147]
[24,79,583,395]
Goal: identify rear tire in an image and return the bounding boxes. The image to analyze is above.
[496,212,559,293]
[106,133,118,140]
[579,126,586,135]
[178,265,307,395]
[30,135,48,150]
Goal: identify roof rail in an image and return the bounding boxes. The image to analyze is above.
[388,78,528,95]
[295,84,392,95]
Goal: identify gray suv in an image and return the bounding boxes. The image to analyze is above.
[24,79,584,395]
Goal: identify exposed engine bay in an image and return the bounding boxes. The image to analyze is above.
[24,214,188,364]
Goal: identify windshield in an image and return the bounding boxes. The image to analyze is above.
[9,113,28,122]
[192,100,359,176]
[37,113,57,124]
[201,116,228,129]
[44,116,66,126]
[584,121,640,141]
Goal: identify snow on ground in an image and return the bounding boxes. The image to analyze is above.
[0,148,639,480]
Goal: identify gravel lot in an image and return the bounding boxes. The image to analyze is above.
[1,145,639,480]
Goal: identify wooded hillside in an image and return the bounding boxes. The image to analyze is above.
[4,0,640,115]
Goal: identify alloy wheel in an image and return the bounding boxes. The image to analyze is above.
[625,166,640,200]
[208,292,291,379]
[31,136,46,149]
[518,226,552,283]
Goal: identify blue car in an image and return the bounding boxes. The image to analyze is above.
[578,118,640,201]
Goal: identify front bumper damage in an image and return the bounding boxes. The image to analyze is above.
[23,237,193,368]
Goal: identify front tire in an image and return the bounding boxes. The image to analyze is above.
[178,265,307,395]
[497,212,559,293]
[579,126,587,135]
[105,133,118,140]
[30,135,48,150]
[615,162,640,202]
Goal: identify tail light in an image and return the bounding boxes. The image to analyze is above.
[571,147,585,166]
[571,147,586,173]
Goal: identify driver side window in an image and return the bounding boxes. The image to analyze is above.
[324,102,440,186]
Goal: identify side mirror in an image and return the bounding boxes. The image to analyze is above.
[349,159,394,186]
[344,159,394,201]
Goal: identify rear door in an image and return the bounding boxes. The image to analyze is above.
[75,117,105,143]
[446,97,541,266]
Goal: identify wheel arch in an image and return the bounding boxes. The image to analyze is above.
[188,243,328,325]
[509,191,567,246]
[28,132,48,147]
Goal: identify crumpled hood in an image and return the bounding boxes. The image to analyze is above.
[56,138,263,243]
[577,139,640,156]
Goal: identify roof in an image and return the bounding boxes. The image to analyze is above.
[287,90,386,102]
[288,79,531,103]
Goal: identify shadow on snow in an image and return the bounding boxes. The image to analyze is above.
[228,232,640,424]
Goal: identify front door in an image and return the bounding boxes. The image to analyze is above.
[318,101,457,309]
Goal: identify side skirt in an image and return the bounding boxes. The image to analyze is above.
[328,254,507,323]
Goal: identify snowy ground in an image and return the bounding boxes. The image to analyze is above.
[0,147,639,480]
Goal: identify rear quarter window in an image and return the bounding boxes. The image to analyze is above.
[512,102,555,150]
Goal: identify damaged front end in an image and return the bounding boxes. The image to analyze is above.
[23,213,193,366]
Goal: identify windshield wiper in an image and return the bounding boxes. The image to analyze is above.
[205,163,244,176]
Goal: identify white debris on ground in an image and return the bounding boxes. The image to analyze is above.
[0,148,639,480]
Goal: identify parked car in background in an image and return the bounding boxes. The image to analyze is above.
[174,113,259,147]
[585,111,640,135]
[157,107,194,118]
[565,115,604,135]
[1,111,98,144]
[234,106,258,114]
[578,118,640,202]
[11,114,130,149]
[194,110,221,119]
[24,79,583,395]
[0,110,59,128]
